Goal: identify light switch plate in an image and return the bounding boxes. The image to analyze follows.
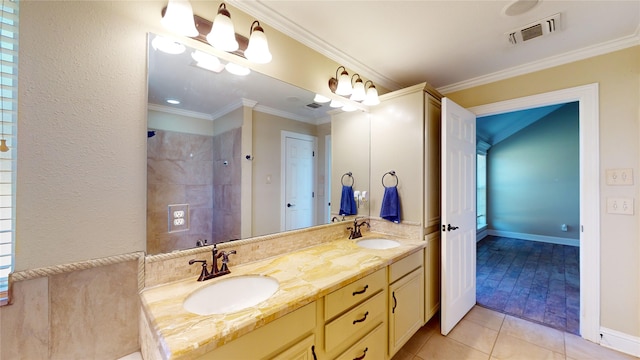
[606,197,634,215]
[605,168,633,185]
[168,204,189,232]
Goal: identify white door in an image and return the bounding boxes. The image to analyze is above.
[283,134,315,231]
[441,98,477,335]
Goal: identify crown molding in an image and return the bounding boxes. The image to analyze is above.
[438,25,640,94]
[227,0,403,91]
[147,103,212,120]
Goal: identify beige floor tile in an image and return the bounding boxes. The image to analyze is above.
[391,348,415,360]
[492,333,565,360]
[500,315,565,354]
[565,333,639,360]
[464,306,506,331]
[448,318,499,354]
[416,333,490,360]
[400,322,439,355]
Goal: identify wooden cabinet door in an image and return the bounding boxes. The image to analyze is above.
[271,334,315,360]
[389,267,424,357]
[424,232,441,322]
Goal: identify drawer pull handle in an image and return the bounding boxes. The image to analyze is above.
[312,345,317,360]
[353,311,369,325]
[353,347,368,360]
[352,285,368,296]
[392,291,397,314]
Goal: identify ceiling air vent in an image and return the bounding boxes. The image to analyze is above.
[507,13,561,45]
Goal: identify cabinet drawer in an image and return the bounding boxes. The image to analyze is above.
[325,268,385,320]
[389,250,423,283]
[334,323,386,360]
[325,291,385,353]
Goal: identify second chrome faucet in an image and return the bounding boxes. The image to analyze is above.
[188,244,237,281]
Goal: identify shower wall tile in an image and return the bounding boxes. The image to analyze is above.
[0,276,49,359]
[49,260,139,360]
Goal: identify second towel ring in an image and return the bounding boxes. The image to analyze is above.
[341,172,354,187]
[382,171,398,188]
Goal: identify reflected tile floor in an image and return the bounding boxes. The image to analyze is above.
[393,307,639,360]
[476,236,579,334]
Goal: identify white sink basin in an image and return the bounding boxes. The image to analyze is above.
[356,238,401,250]
[183,275,279,315]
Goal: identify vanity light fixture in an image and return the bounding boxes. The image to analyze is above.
[151,35,186,54]
[207,3,239,52]
[350,74,366,102]
[244,21,272,64]
[341,103,358,112]
[363,80,380,106]
[161,0,199,37]
[329,66,353,96]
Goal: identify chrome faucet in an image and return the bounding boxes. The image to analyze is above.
[189,244,237,281]
[347,217,370,239]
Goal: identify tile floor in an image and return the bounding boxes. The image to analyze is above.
[393,306,639,360]
[476,236,579,334]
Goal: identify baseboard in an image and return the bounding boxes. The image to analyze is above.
[600,327,640,358]
[476,227,488,242]
[487,230,579,247]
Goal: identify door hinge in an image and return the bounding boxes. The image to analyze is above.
[312,151,315,157]
[312,192,315,198]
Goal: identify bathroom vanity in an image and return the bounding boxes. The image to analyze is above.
[140,234,427,360]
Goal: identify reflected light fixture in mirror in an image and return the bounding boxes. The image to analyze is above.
[225,62,250,76]
[244,21,272,64]
[152,35,186,54]
[191,50,224,72]
[161,0,198,37]
[207,3,239,52]
[314,94,331,103]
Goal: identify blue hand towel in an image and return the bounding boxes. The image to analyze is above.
[339,185,358,215]
[380,186,400,223]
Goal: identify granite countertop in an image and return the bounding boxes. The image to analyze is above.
[140,233,426,360]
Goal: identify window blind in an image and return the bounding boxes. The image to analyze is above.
[0,0,18,302]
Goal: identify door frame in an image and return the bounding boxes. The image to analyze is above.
[280,131,318,231]
[468,83,600,342]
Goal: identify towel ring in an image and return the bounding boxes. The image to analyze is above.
[382,171,398,188]
[341,172,354,187]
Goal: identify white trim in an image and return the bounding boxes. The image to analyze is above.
[280,131,318,232]
[600,327,640,358]
[476,227,488,242]
[324,134,332,223]
[438,26,640,94]
[147,103,212,120]
[487,230,579,247]
[469,83,601,343]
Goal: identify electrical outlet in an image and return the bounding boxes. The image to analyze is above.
[168,204,189,232]
[606,168,633,185]
[606,197,634,215]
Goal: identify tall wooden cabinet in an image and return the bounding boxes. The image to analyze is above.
[371,83,442,325]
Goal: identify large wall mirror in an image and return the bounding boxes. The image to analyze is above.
[146,33,369,255]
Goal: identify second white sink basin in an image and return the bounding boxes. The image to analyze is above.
[356,238,401,250]
[183,275,279,315]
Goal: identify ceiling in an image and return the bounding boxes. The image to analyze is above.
[231,0,640,93]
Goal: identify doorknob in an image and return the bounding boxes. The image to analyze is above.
[287,203,295,208]
[442,224,459,231]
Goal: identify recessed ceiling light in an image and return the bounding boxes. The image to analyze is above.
[166,99,181,105]
[503,0,540,16]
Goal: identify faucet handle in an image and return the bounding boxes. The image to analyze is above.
[219,250,236,273]
[188,259,209,281]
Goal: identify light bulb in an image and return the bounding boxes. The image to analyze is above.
[207,4,239,52]
[335,69,352,96]
[313,94,331,103]
[245,21,272,64]
[151,36,186,55]
[363,83,380,106]
[350,77,366,102]
[161,0,198,37]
